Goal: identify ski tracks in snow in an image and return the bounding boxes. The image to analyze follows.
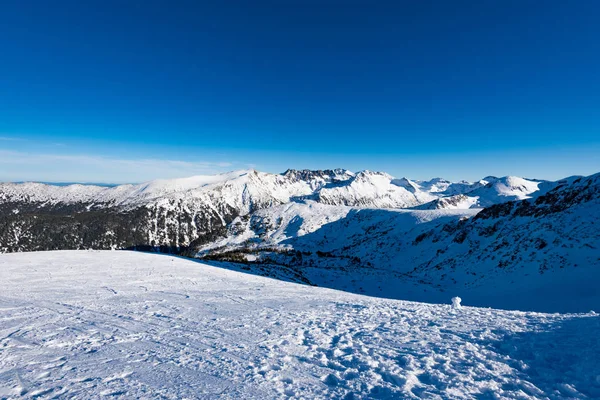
[0,251,598,399]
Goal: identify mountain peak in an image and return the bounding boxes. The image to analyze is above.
[391,177,420,193]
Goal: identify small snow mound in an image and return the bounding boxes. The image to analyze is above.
[451,297,462,310]
[321,373,340,387]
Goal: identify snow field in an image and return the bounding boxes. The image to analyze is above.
[0,251,598,399]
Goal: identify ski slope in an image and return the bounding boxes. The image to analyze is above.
[0,251,598,399]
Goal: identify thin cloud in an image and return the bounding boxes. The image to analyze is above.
[0,150,236,183]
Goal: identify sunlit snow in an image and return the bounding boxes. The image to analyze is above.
[1,251,598,399]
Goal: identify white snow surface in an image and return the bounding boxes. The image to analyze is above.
[465,176,543,208]
[1,251,599,399]
[205,201,477,251]
[317,171,438,208]
[0,170,548,211]
[0,170,310,209]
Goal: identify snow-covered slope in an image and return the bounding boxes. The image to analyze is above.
[0,168,550,254]
[0,169,547,212]
[465,176,546,207]
[1,169,597,313]
[197,173,600,312]
[0,169,313,208]
[0,251,598,399]
[0,181,111,205]
[414,194,480,210]
[0,169,358,252]
[317,171,438,208]
[414,176,551,210]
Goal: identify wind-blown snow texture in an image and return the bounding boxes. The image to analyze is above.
[0,251,598,399]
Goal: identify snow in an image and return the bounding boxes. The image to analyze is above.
[318,171,438,208]
[465,176,543,207]
[414,194,480,210]
[2,171,597,315]
[192,195,600,313]
[452,296,462,310]
[120,170,254,201]
[195,200,477,258]
[2,170,546,212]
[1,250,598,399]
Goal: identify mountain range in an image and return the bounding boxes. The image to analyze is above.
[1,168,598,312]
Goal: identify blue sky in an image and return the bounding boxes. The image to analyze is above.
[1,1,599,183]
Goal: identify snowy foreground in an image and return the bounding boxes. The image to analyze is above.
[0,251,598,399]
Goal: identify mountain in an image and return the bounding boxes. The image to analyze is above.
[0,168,499,254]
[196,172,600,312]
[1,169,598,312]
[414,176,552,210]
[0,169,347,252]
[316,171,438,208]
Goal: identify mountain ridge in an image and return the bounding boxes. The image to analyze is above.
[1,169,598,311]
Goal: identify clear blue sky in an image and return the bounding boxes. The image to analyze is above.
[1,0,599,183]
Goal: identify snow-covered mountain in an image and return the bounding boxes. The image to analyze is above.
[0,169,359,252]
[0,169,548,211]
[0,169,314,207]
[195,172,600,312]
[0,168,502,254]
[413,176,552,210]
[1,169,598,312]
[315,171,438,208]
